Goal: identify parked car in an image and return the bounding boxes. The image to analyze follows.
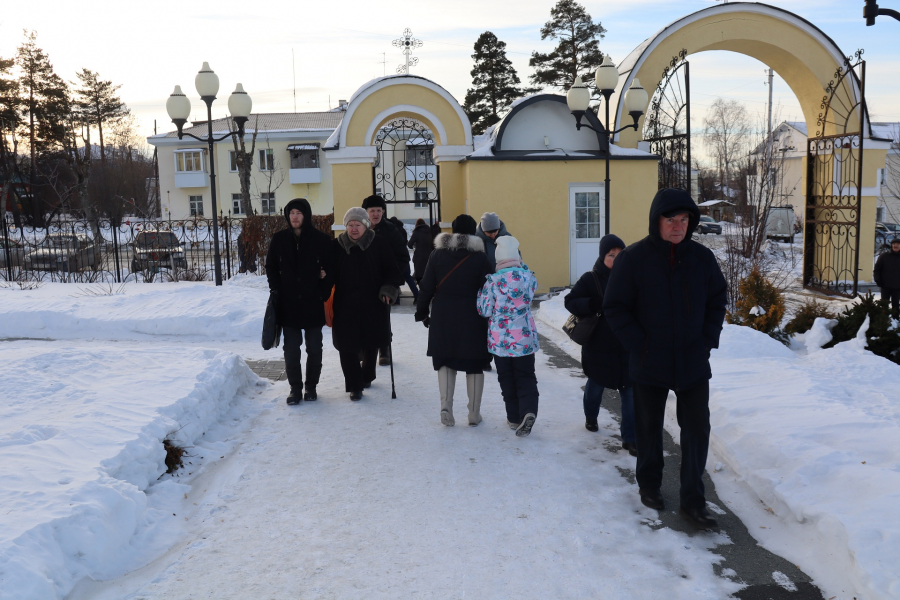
[698,216,722,235]
[765,206,796,243]
[0,238,25,269]
[131,230,187,272]
[24,233,99,272]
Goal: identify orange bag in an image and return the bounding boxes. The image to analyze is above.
[324,285,335,327]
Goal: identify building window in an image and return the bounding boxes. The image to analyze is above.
[405,146,433,166]
[877,206,886,222]
[575,191,601,239]
[289,144,320,169]
[230,151,238,172]
[414,188,429,208]
[175,150,203,172]
[189,195,204,216]
[261,193,276,214]
[232,193,244,215]
[259,148,274,171]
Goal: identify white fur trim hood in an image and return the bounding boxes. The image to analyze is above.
[434,233,485,253]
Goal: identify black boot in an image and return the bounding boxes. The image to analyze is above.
[679,505,719,529]
[286,389,302,405]
[304,386,317,401]
[349,390,363,401]
[585,418,599,432]
[622,441,638,456]
[639,489,665,510]
[378,346,392,366]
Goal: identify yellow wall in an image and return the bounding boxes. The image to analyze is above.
[437,162,466,221]
[332,163,376,219]
[463,159,658,291]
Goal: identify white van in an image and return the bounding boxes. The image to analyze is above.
[765,206,796,243]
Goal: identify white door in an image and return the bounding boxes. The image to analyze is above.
[569,185,605,284]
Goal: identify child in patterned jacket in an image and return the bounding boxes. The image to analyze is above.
[477,236,540,436]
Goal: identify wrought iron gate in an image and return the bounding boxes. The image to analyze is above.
[642,49,691,195]
[804,50,867,297]
[372,118,440,225]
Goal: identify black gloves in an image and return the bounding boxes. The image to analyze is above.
[421,317,430,328]
[414,311,430,328]
[589,296,603,314]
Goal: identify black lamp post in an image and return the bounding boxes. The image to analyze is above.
[166,62,252,286]
[566,56,649,236]
[865,0,900,25]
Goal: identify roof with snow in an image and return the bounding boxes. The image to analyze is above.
[150,112,344,141]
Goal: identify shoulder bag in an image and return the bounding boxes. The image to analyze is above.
[562,271,603,345]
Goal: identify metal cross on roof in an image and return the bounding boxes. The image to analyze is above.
[392,28,423,74]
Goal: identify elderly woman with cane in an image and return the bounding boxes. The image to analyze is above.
[415,214,492,426]
[331,207,403,400]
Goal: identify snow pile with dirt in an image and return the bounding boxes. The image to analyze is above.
[0,342,263,600]
[537,291,900,600]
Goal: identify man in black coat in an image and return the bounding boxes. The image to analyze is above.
[266,198,334,404]
[604,188,727,529]
[874,238,900,319]
[362,194,409,365]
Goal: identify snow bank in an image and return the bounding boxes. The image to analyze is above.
[535,302,900,600]
[0,343,261,600]
[0,279,269,342]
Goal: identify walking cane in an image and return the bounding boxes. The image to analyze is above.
[389,340,397,399]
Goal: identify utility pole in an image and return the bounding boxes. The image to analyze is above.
[292,48,297,113]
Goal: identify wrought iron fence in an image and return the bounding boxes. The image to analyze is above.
[0,214,249,284]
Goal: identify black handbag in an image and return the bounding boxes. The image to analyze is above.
[562,271,603,345]
[261,291,282,350]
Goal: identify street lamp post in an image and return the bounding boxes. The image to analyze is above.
[566,56,649,236]
[865,0,900,25]
[166,62,252,285]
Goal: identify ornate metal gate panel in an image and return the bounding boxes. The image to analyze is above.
[642,49,691,194]
[372,118,440,225]
[804,51,866,297]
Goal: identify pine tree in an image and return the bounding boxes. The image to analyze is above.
[463,31,525,136]
[73,69,130,165]
[15,31,69,178]
[529,0,606,91]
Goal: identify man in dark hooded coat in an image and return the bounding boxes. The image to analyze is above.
[266,198,334,404]
[604,188,727,529]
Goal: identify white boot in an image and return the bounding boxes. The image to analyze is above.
[437,367,457,426]
[466,373,484,426]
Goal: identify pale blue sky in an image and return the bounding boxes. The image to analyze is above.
[2,0,899,164]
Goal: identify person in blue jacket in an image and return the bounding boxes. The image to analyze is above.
[603,188,727,529]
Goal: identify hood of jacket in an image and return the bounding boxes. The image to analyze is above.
[647,188,699,244]
[283,198,313,233]
[434,232,485,253]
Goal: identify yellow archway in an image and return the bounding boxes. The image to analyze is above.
[324,75,473,222]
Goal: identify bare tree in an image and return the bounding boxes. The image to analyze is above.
[704,98,751,194]
[253,132,284,215]
[230,114,258,215]
[72,69,129,166]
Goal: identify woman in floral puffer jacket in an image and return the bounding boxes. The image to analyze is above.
[477,235,540,437]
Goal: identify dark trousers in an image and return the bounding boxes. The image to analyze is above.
[339,348,378,392]
[633,380,710,511]
[404,274,419,299]
[494,354,539,423]
[584,379,636,444]
[883,287,900,319]
[282,326,323,392]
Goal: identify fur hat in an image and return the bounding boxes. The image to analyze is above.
[480,211,501,231]
[452,214,478,235]
[494,235,520,263]
[599,234,626,258]
[361,194,387,211]
[343,207,370,228]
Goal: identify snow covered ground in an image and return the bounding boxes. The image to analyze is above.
[0,278,897,599]
[538,291,900,600]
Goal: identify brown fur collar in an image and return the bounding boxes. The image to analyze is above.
[338,228,376,254]
[434,233,485,253]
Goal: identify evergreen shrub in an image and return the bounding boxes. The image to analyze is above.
[823,293,900,364]
[727,267,785,334]
[784,298,838,335]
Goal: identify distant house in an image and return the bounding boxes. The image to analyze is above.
[147,111,345,220]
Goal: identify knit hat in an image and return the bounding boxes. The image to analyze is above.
[343,207,370,228]
[892,237,900,245]
[361,194,387,211]
[599,234,626,258]
[452,214,477,235]
[480,211,501,232]
[494,235,520,263]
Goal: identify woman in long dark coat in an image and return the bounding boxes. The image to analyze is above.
[407,218,434,284]
[564,234,636,454]
[332,207,402,400]
[415,214,491,426]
